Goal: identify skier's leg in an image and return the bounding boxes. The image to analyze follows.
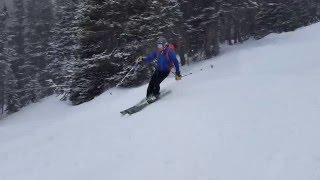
[154,70,170,96]
[146,70,158,97]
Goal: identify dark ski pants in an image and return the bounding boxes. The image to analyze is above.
[147,69,170,97]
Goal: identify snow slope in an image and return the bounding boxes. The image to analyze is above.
[1,23,320,180]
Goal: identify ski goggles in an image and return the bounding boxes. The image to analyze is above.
[157,44,164,49]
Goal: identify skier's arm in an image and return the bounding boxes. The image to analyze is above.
[145,51,157,62]
[168,50,180,73]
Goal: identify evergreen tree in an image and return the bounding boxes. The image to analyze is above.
[0,5,8,113]
[70,0,182,105]
[7,0,30,107]
[183,0,257,59]
[0,4,20,113]
[0,4,8,57]
[255,0,320,38]
[24,0,55,100]
[47,0,79,100]
[2,0,320,109]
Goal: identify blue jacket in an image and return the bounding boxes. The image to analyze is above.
[145,48,180,72]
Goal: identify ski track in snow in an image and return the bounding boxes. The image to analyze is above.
[1,23,320,180]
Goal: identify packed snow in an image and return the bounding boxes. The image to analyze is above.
[1,23,320,180]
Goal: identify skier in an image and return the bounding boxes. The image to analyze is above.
[137,37,181,100]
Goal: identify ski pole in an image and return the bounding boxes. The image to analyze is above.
[116,60,140,87]
[182,72,193,77]
[180,64,214,78]
[171,71,192,78]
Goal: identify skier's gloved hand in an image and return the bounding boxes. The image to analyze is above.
[175,71,182,81]
[136,56,145,63]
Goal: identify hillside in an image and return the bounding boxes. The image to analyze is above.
[1,23,320,180]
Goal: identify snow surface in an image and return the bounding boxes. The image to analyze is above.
[1,23,320,180]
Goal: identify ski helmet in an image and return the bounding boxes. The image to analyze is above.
[156,37,168,47]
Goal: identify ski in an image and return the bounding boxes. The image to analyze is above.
[120,90,171,115]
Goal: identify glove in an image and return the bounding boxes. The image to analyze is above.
[136,56,145,63]
[175,71,182,80]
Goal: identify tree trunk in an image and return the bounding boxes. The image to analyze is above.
[204,28,213,58]
[1,81,4,114]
